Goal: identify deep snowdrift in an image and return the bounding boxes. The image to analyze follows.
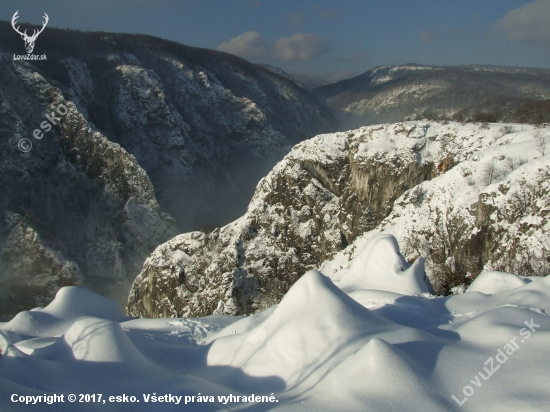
[337,234,434,295]
[1,235,549,411]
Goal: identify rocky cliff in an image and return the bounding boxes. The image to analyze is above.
[322,124,550,292]
[0,22,337,319]
[0,55,178,317]
[127,121,549,318]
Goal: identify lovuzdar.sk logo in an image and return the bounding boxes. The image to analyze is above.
[11,10,48,61]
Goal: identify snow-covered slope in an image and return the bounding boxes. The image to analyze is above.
[2,238,550,411]
[128,121,550,318]
[315,64,550,127]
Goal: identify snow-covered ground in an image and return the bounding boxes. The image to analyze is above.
[2,234,549,411]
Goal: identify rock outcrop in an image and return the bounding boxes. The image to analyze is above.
[128,121,549,318]
[0,56,178,317]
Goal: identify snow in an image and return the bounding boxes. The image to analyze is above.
[2,287,127,339]
[2,234,550,411]
[346,83,446,114]
[466,271,528,294]
[336,235,434,295]
[128,120,548,321]
[320,121,550,288]
[207,270,394,390]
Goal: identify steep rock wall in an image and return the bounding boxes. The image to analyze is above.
[0,55,177,317]
[126,121,530,318]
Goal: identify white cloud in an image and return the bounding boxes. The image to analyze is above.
[496,0,550,45]
[272,33,329,61]
[217,31,329,62]
[216,31,269,58]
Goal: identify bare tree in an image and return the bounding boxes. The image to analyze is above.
[402,198,467,294]
[481,158,500,186]
[505,158,517,172]
[504,157,528,172]
[536,132,547,156]
[507,168,547,219]
[498,126,514,137]
[508,178,538,217]
[507,234,550,277]
[409,185,427,207]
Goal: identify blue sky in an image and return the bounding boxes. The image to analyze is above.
[2,0,550,81]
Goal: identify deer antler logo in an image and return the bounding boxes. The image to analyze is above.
[11,11,49,54]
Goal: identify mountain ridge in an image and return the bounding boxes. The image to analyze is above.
[315,63,550,128]
[0,22,338,318]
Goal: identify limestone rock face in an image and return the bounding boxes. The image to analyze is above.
[322,123,550,295]
[0,24,337,318]
[0,55,178,317]
[128,121,550,318]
